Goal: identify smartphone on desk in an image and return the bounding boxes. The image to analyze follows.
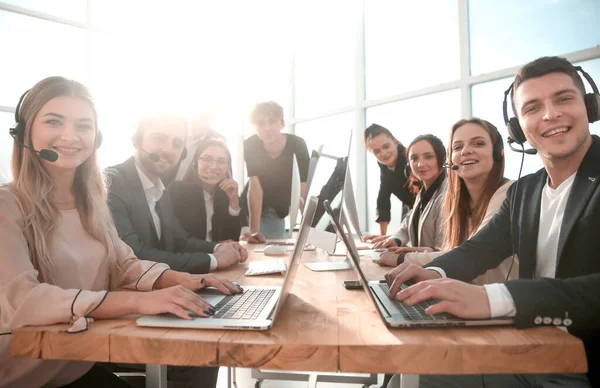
[343,280,363,290]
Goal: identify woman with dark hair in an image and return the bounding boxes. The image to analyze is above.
[168,139,244,242]
[363,123,415,236]
[389,118,518,284]
[373,134,447,267]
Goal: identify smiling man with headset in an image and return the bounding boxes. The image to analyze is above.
[386,56,600,387]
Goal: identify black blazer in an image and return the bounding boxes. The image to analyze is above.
[376,143,415,223]
[167,181,244,242]
[425,135,600,385]
[105,157,217,274]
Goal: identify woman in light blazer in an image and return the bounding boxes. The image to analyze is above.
[389,118,518,284]
[373,134,447,266]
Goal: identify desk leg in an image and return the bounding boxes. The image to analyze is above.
[228,366,238,388]
[146,364,167,388]
[307,373,318,388]
[400,374,419,388]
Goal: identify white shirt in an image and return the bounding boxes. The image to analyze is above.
[134,164,219,271]
[484,172,576,318]
[135,163,165,239]
[202,190,241,242]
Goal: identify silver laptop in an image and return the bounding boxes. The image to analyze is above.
[136,196,318,331]
[323,200,514,328]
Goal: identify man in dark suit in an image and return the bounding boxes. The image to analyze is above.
[106,114,247,275]
[387,56,600,387]
[105,114,247,387]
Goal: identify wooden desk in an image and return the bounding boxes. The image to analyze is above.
[12,246,587,386]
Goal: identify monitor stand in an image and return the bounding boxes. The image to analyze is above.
[304,256,352,271]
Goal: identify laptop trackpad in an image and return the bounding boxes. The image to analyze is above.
[197,287,228,306]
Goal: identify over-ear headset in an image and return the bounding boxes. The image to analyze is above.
[502,65,600,153]
[9,89,103,149]
[481,119,504,163]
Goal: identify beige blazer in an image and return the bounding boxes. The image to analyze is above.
[405,179,519,284]
[391,177,447,250]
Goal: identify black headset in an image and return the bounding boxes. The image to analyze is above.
[502,65,600,152]
[9,89,103,157]
[482,119,505,163]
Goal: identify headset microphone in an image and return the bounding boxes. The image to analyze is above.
[507,138,537,155]
[443,163,459,171]
[9,132,59,162]
[139,148,160,163]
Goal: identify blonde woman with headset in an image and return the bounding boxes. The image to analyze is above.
[0,76,240,387]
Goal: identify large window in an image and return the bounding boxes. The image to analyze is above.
[293,0,358,118]
[0,10,87,107]
[469,0,600,75]
[365,89,461,232]
[365,0,460,100]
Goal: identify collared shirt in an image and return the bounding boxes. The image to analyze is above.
[202,190,240,242]
[134,164,219,271]
[135,163,165,239]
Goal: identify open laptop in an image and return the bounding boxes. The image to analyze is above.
[323,199,514,328]
[136,196,318,331]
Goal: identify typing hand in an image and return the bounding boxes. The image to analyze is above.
[373,239,399,249]
[136,285,216,319]
[186,273,243,295]
[385,262,441,296]
[375,251,400,267]
[394,278,492,319]
[214,243,242,269]
[362,234,389,244]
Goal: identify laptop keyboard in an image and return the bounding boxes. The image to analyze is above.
[379,283,454,321]
[212,289,276,320]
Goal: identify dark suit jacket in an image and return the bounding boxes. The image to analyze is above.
[425,135,600,385]
[105,157,217,274]
[167,181,244,242]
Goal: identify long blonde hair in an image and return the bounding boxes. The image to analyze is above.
[442,118,505,250]
[10,76,123,288]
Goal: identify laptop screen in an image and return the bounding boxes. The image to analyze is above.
[323,199,391,323]
[269,195,318,322]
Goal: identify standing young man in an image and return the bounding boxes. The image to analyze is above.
[387,56,600,387]
[241,101,309,242]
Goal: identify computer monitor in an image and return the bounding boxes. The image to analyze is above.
[304,131,353,254]
[340,160,364,242]
[304,132,356,271]
[288,153,301,239]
